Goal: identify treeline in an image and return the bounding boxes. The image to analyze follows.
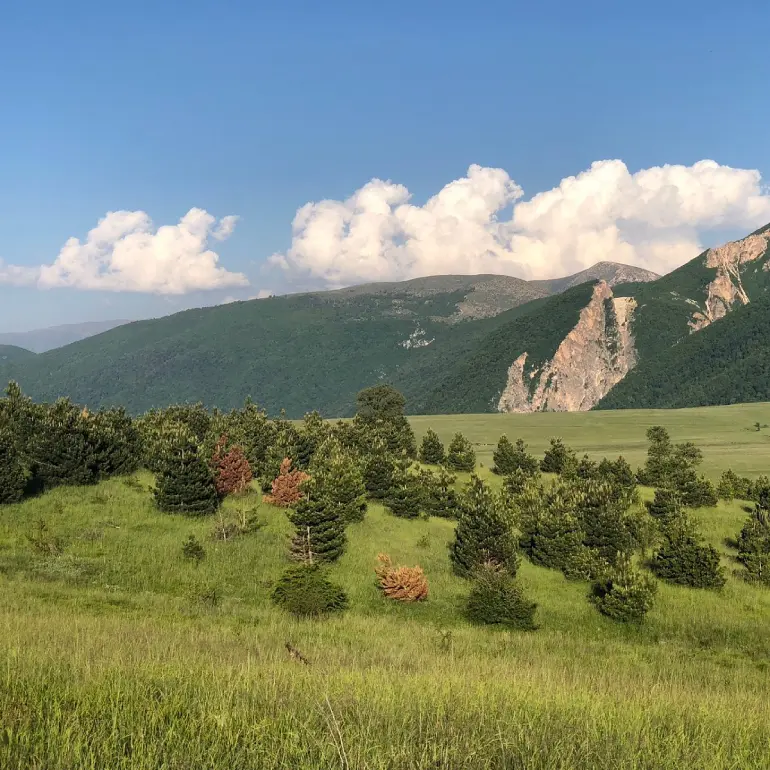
[3,381,770,628]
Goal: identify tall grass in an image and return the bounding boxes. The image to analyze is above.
[2,408,770,768]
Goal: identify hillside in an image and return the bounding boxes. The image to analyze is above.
[0,319,132,353]
[530,261,659,295]
[0,345,35,364]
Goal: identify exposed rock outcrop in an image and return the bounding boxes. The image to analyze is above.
[497,282,637,413]
[689,231,770,332]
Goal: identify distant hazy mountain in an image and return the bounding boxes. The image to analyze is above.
[0,345,36,364]
[0,320,132,353]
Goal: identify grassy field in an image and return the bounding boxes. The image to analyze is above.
[1,405,770,768]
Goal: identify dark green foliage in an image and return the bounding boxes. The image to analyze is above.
[574,481,635,566]
[528,496,585,572]
[651,515,726,589]
[418,466,459,519]
[445,433,476,472]
[502,468,538,497]
[737,505,770,586]
[154,441,220,516]
[385,463,422,519]
[449,475,519,578]
[355,385,416,457]
[418,428,445,465]
[636,426,673,486]
[676,469,718,508]
[88,407,142,479]
[716,469,740,501]
[540,438,577,475]
[589,557,657,622]
[271,564,348,618]
[576,455,599,480]
[646,488,682,527]
[493,436,540,477]
[597,456,637,491]
[182,534,206,564]
[362,442,396,500]
[753,476,770,508]
[310,441,367,523]
[465,563,537,630]
[289,476,347,563]
[0,429,26,504]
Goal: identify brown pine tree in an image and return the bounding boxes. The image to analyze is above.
[211,435,253,497]
[374,553,429,602]
[264,457,310,507]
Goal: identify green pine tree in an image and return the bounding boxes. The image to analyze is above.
[449,475,519,577]
[646,488,682,527]
[362,441,395,499]
[385,463,423,519]
[589,555,657,622]
[466,562,537,630]
[675,469,718,508]
[637,426,673,486]
[575,481,635,567]
[311,440,367,523]
[540,438,577,475]
[419,428,446,465]
[716,469,740,501]
[651,514,726,589]
[154,440,220,515]
[418,466,459,519]
[737,505,770,586]
[289,475,347,563]
[0,428,26,504]
[445,433,476,472]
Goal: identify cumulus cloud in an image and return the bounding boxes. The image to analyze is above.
[1,208,248,294]
[271,159,770,285]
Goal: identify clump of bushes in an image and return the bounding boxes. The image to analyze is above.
[466,562,537,630]
[375,554,428,602]
[271,564,348,618]
[589,556,657,622]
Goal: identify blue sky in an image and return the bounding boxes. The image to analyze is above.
[1,0,769,332]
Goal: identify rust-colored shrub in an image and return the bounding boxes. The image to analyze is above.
[264,458,310,507]
[211,435,253,497]
[375,553,429,602]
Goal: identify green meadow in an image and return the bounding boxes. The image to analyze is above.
[2,404,770,769]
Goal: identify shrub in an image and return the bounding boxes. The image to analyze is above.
[540,438,577,475]
[263,458,309,507]
[736,506,770,586]
[271,564,348,617]
[445,433,476,472]
[575,481,635,567]
[419,429,446,465]
[492,435,517,475]
[182,534,206,564]
[449,475,519,577]
[651,515,726,589]
[646,488,682,526]
[374,554,429,601]
[418,466,459,519]
[385,474,423,519]
[717,469,740,501]
[154,441,220,516]
[0,429,26,504]
[362,442,395,500]
[676,470,718,508]
[466,563,537,630]
[210,436,253,497]
[589,556,657,622]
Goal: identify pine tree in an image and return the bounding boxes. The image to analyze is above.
[575,481,635,567]
[492,435,517,475]
[737,505,770,586]
[530,499,585,571]
[445,433,476,472]
[363,445,396,500]
[419,428,446,465]
[589,555,657,622]
[385,471,423,519]
[716,469,740,501]
[651,514,726,589]
[272,563,348,617]
[154,440,220,515]
[88,407,141,479]
[210,436,253,496]
[502,468,536,497]
[540,438,577,475]
[263,458,309,507]
[355,385,417,458]
[418,466,459,519]
[0,428,26,504]
[576,455,599,480]
[288,475,347,563]
[646,488,682,527]
[311,439,367,523]
[676,470,718,508]
[466,562,537,630]
[637,426,673,485]
[598,456,637,491]
[449,475,519,577]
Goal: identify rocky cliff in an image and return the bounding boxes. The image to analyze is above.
[497,281,637,413]
[689,231,770,332]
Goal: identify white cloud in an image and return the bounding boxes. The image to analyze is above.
[1,208,248,294]
[252,289,274,299]
[271,159,770,284]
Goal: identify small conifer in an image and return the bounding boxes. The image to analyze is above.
[466,562,537,630]
[154,441,220,516]
[263,458,309,507]
[646,488,682,526]
[362,442,395,499]
[272,563,348,617]
[737,505,770,586]
[288,476,347,563]
[0,429,26,504]
[589,556,657,622]
[449,475,519,577]
[445,433,476,473]
[540,438,577,475]
[210,436,253,497]
[419,428,446,465]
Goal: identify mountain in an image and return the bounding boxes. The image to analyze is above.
[8,232,769,418]
[0,345,35,364]
[0,320,132,353]
[529,262,660,295]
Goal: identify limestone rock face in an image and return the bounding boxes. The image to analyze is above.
[497,281,637,413]
[689,232,770,332]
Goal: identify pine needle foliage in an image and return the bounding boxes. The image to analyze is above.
[374,554,429,602]
[271,564,348,618]
[154,441,220,516]
[445,433,476,473]
[589,556,657,622]
[263,458,309,507]
[418,428,446,465]
[466,562,537,630]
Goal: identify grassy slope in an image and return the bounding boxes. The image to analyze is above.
[2,406,770,768]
